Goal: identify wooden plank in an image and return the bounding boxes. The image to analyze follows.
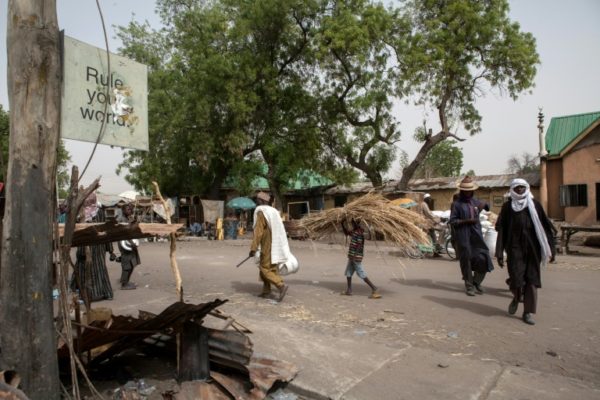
[58,222,184,247]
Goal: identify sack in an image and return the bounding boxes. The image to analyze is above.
[278,253,299,275]
[255,250,299,275]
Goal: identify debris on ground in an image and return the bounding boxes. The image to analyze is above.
[57,300,298,399]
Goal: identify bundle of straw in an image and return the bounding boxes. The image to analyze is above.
[298,192,431,251]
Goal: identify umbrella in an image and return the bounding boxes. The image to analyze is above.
[390,198,418,208]
[118,190,141,201]
[226,197,256,210]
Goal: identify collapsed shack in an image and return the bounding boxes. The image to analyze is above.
[57,301,298,399]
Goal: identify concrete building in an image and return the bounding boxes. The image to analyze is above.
[543,111,600,225]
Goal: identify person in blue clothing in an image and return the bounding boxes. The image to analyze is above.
[341,219,381,299]
[449,176,494,296]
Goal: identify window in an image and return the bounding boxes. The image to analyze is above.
[334,195,347,208]
[559,184,587,207]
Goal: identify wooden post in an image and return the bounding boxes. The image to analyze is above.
[537,109,549,211]
[0,2,61,398]
[151,181,183,301]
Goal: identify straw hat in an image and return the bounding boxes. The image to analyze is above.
[256,191,271,202]
[457,176,479,191]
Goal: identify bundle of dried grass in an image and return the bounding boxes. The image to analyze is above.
[298,192,431,252]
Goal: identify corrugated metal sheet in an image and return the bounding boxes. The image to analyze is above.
[546,111,600,156]
[324,172,540,195]
[57,301,298,400]
[408,172,540,191]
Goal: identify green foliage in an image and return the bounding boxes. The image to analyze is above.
[399,0,539,135]
[413,140,463,179]
[115,0,539,195]
[316,0,403,187]
[117,0,328,198]
[0,105,70,196]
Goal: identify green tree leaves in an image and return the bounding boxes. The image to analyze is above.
[115,0,539,196]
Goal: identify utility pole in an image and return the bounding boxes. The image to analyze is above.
[537,109,548,211]
[0,1,61,398]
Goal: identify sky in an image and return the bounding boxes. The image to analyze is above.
[1,0,600,193]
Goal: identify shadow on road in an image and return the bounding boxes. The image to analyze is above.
[391,278,512,299]
[230,278,391,297]
[422,295,508,317]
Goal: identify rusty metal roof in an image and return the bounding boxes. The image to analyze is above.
[57,300,298,400]
[324,172,540,195]
[407,172,540,191]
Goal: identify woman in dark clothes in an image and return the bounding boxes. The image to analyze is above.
[71,243,116,301]
[449,176,494,296]
[496,178,555,325]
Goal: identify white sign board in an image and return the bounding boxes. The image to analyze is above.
[61,35,148,150]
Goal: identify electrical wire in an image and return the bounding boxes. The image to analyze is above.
[78,0,112,182]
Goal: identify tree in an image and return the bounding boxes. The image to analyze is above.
[117,0,326,205]
[316,0,403,187]
[413,136,463,179]
[506,152,539,174]
[1,1,62,398]
[395,0,539,189]
[0,105,71,197]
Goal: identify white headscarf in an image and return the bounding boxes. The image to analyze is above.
[509,178,552,265]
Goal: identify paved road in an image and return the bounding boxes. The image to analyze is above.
[101,237,600,399]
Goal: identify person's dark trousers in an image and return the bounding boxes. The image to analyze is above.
[459,251,473,284]
[513,284,537,314]
[120,265,133,286]
[427,229,437,247]
[473,271,486,285]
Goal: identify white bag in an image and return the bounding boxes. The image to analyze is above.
[255,250,299,275]
[278,253,299,276]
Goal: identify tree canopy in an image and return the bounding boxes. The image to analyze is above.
[395,0,539,188]
[116,0,539,197]
[0,105,71,197]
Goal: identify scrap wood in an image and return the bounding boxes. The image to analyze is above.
[59,221,184,247]
[299,192,430,253]
[209,309,252,333]
[88,300,227,367]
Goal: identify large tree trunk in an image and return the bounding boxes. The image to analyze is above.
[397,131,448,190]
[0,2,61,399]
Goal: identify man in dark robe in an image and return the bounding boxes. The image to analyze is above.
[449,176,494,296]
[496,178,555,325]
[117,204,141,289]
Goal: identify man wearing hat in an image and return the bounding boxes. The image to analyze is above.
[449,176,494,296]
[249,192,290,302]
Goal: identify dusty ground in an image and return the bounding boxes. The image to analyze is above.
[88,235,600,397]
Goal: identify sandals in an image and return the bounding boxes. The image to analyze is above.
[369,292,382,299]
[340,291,353,296]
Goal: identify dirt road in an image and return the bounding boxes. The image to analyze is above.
[104,237,600,387]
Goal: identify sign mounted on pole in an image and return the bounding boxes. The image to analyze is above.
[61,35,148,151]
